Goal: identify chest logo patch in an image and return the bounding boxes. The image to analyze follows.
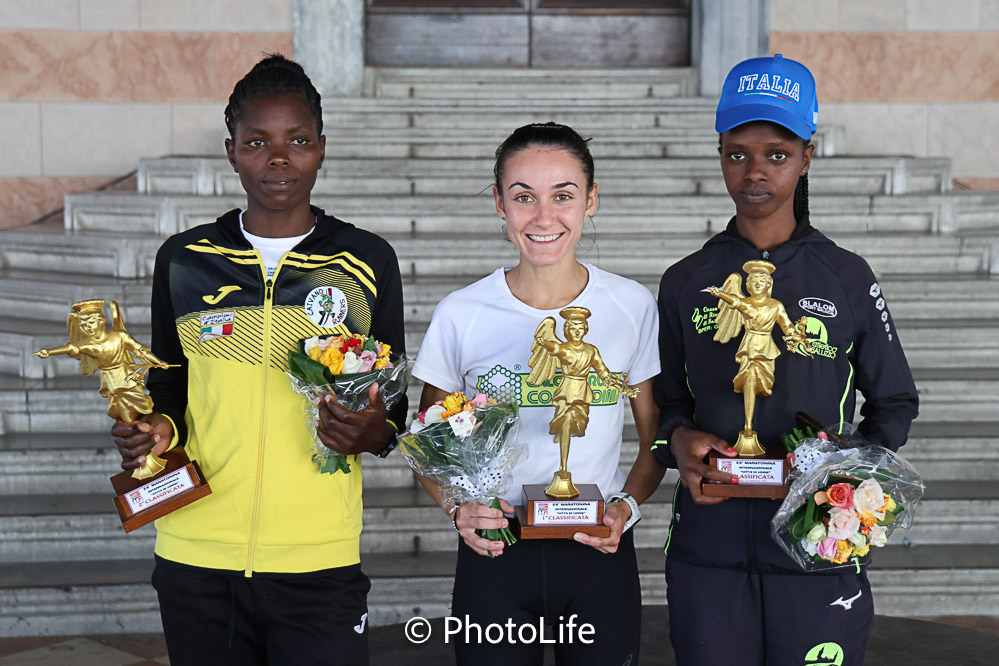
[199,311,234,342]
[304,286,348,328]
[203,285,242,305]
[793,317,838,359]
[799,297,838,318]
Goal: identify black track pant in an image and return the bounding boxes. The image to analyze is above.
[153,556,371,666]
[451,530,641,666]
[666,558,873,666]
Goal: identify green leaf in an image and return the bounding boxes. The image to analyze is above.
[362,337,378,353]
[317,453,351,475]
[878,511,898,527]
[790,506,809,541]
[288,348,334,385]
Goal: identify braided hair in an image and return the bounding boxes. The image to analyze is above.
[793,168,810,223]
[224,54,323,139]
[494,122,595,191]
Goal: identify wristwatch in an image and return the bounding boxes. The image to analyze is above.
[607,492,641,532]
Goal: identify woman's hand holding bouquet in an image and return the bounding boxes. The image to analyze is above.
[398,391,525,558]
[771,429,924,571]
[287,333,412,474]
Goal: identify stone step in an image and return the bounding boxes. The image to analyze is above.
[0,480,988,566]
[2,308,997,381]
[5,314,999,386]
[300,125,845,158]
[3,544,999,636]
[66,191,999,237]
[0,422,994,497]
[362,66,698,99]
[139,155,952,197]
[1,268,994,327]
[4,225,992,281]
[1,347,996,431]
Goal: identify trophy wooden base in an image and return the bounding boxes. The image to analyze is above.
[110,448,211,533]
[702,444,790,499]
[515,483,610,540]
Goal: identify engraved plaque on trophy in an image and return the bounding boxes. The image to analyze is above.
[514,307,638,539]
[698,261,813,500]
[35,299,211,531]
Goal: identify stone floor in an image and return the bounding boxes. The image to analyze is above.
[1,613,998,665]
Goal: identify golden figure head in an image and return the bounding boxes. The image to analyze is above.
[742,260,775,298]
[559,306,591,342]
[71,299,109,339]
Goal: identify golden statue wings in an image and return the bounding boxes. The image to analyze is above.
[712,272,746,345]
[527,317,560,386]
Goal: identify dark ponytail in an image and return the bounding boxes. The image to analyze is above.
[224,54,323,138]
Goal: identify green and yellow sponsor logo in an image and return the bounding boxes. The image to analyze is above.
[803,642,844,666]
[691,305,719,335]
[476,365,624,408]
[794,316,838,359]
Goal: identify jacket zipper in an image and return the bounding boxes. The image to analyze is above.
[244,256,282,576]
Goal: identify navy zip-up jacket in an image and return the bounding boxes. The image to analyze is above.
[653,215,918,573]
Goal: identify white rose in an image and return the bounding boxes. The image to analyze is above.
[826,506,861,540]
[304,336,320,355]
[854,478,887,518]
[341,351,362,374]
[868,523,888,548]
[423,404,446,425]
[800,536,819,556]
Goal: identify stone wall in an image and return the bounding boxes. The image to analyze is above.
[0,0,293,229]
[770,0,999,187]
[3,0,998,230]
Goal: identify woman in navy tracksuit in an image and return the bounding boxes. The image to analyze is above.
[653,55,918,666]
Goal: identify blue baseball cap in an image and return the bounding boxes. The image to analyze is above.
[715,54,818,140]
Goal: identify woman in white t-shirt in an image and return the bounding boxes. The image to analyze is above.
[412,122,667,664]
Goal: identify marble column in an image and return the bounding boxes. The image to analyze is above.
[693,0,770,97]
[294,0,365,97]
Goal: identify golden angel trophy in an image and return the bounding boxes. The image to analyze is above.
[702,261,812,499]
[515,307,639,539]
[34,300,211,532]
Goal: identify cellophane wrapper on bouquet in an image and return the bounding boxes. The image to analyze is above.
[771,434,925,572]
[287,333,413,475]
[397,392,525,547]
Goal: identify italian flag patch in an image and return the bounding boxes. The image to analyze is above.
[199,311,234,342]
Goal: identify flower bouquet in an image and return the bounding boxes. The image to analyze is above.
[771,437,925,571]
[397,392,525,550]
[287,333,412,475]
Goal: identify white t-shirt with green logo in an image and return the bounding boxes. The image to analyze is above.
[413,264,660,506]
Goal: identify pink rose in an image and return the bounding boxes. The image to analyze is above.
[826,506,861,540]
[470,393,490,408]
[826,482,854,509]
[816,537,838,560]
[358,350,377,372]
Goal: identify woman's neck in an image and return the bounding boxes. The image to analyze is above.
[505,259,589,311]
[242,203,315,238]
[735,198,798,252]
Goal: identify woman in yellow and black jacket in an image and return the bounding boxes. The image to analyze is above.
[147,204,406,575]
[112,56,405,665]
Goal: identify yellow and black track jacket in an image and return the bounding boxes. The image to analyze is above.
[147,206,407,575]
